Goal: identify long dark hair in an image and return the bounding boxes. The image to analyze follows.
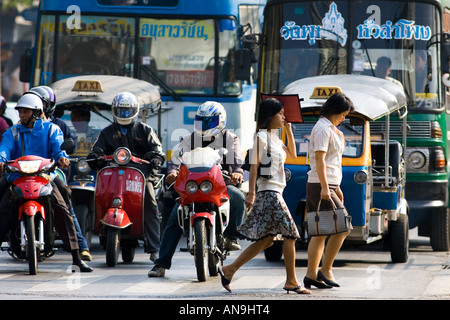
[256,98,284,131]
[320,92,354,118]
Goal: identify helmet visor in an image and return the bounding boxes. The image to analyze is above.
[194,115,220,132]
[114,107,137,119]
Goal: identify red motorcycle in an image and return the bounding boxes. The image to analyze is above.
[93,147,163,267]
[2,141,73,275]
[174,147,231,282]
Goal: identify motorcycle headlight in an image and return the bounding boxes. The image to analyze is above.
[114,147,131,165]
[199,180,213,193]
[112,197,122,207]
[18,160,42,173]
[76,159,91,174]
[186,181,198,194]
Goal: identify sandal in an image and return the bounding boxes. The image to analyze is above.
[218,268,232,292]
[283,285,311,295]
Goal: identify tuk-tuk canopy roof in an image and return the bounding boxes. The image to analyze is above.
[283,75,407,120]
[50,75,161,108]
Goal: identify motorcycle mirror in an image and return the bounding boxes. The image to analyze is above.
[218,148,228,157]
[61,139,75,152]
[94,147,104,155]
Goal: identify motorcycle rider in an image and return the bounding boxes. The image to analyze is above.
[148,101,245,277]
[87,92,165,262]
[0,93,93,272]
[27,86,92,261]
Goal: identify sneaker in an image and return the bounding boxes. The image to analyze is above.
[148,265,165,277]
[80,250,92,261]
[224,238,241,251]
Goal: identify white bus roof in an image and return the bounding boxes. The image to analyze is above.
[283,74,407,120]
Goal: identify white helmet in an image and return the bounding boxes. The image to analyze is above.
[194,101,227,138]
[111,92,139,125]
[15,93,44,112]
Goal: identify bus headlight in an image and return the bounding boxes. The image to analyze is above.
[354,170,368,184]
[407,150,427,169]
[284,168,292,181]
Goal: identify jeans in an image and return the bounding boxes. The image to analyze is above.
[155,184,244,270]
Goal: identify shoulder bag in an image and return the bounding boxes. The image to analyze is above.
[306,199,352,236]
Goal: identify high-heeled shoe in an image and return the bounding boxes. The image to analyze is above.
[317,270,340,287]
[283,285,311,294]
[303,276,332,289]
[218,268,232,292]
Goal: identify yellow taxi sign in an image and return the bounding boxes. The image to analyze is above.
[310,86,342,99]
[71,80,104,93]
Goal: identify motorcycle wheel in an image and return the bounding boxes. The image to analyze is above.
[26,215,38,275]
[106,228,120,267]
[194,218,208,282]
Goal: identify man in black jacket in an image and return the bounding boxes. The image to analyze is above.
[87,92,165,261]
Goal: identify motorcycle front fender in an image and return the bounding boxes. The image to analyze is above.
[191,212,215,227]
[18,201,45,221]
[100,208,132,229]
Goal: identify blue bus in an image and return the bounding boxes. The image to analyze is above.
[21,0,266,155]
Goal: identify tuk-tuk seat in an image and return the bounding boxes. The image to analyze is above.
[371,140,402,185]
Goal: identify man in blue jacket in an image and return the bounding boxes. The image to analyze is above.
[0,93,93,272]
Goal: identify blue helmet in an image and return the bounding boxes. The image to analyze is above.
[111,92,139,125]
[194,101,227,138]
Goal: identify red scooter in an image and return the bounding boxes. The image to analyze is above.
[93,147,163,267]
[174,147,230,282]
[1,141,73,275]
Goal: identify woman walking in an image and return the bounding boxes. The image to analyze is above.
[303,92,354,289]
[219,98,310,294]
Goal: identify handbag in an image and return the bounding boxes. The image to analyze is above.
[306,199,352,236]
[242,134,272,179]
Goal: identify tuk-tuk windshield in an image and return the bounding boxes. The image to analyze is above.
[294,117,365,158]
[57,104,112,157]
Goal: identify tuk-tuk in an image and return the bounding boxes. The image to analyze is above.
[271,74,409,263]
[50,75,162,244]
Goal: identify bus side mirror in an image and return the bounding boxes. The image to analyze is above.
[234,49,252,81]
[19,49,32,83]
[234,33,262,81]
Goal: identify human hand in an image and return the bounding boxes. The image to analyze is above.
[231,172,243,185]
[244,192,255,212]
[58,157,70,169]
[165,172,178,185]
[284,120,292,130]
[320,187,331,201]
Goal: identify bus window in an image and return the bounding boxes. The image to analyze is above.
[35,15,136,84]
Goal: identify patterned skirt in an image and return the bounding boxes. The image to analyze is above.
[237,190,300,242]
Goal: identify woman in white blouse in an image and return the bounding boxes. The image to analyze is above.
[304,92,354,289]
[219,98,310,294]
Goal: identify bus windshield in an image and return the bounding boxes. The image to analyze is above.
[36,15,241,96]
[262,1,443,111]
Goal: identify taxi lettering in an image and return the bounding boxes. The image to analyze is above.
[72,80,104,92]
[310,86,342,99]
